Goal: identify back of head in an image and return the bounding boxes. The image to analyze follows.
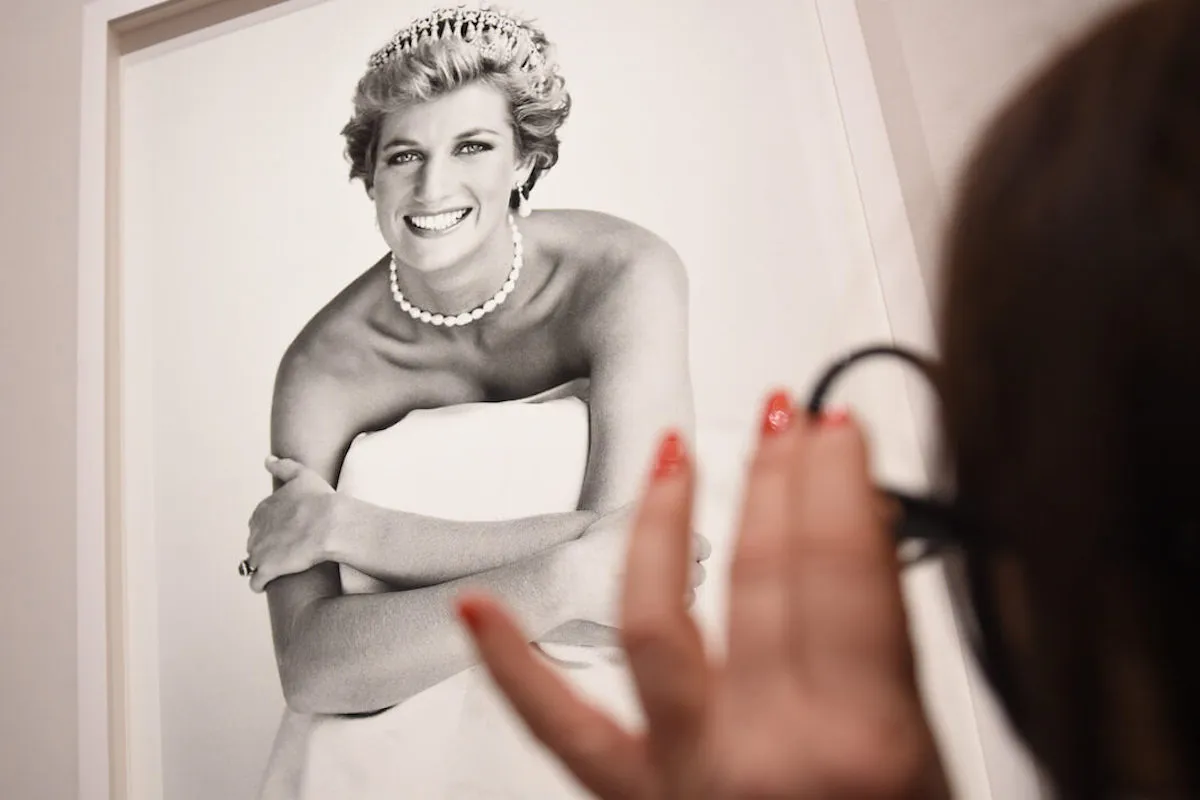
[935,0,1200,795]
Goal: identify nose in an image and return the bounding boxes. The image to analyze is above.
[413,154,453,206]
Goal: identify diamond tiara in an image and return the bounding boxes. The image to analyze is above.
[366,4,549,76]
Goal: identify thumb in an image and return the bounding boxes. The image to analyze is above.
[265,455,305,482]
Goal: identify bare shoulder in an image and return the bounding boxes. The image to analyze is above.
[534,209,688,318]
[270,259,390,480]
[538,208,686,270]
[274,254,391,388]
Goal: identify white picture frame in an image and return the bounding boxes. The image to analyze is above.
[76,1,1004,798]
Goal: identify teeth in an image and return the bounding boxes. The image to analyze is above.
[409,209,468,231]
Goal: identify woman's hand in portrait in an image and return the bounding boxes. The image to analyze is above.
[456,399,950,800]
[566,504,711,629]
[687,530,712,609]
[245,456,340,593]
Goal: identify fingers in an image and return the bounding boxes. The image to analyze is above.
[690,534,709,593]
[620,431,709,758]
[456,593,650,798]
[249,565,274,593]
[265,455,305,483]
[724,389,799,680]
[245,499,268,586]
[244,532,277,592]
[787,410,913,692]
[873,492,903,529]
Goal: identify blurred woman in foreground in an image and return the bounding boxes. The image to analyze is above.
[456,0,1200,797]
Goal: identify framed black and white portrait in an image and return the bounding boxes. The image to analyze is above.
[76,0,1009,797]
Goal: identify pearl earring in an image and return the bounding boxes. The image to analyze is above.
[516,184,531,218]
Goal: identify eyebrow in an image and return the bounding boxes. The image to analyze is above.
[379,128,502,151]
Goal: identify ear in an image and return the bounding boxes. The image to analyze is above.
[513,155,538,189]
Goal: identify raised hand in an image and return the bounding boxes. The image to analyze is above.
[454,391,950,799]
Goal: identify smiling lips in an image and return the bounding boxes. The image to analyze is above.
[405,208,471,235]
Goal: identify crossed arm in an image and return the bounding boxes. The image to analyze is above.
[322,500,600,589]
[261,238,693,715]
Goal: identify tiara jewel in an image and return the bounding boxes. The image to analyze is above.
[367,4,549,76]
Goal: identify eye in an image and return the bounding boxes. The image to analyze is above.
[385,150,420,166]
[457,141,493,155]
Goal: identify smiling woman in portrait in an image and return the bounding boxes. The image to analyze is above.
[241,4,706,799]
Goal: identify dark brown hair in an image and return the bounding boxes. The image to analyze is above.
[936,0,1200,795]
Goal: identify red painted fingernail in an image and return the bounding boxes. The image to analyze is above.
[821,408,851,426]
[653,431,686,479]
[761,390,793,436]
[456,600,484,633]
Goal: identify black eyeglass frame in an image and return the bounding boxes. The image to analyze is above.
[804,343,1025,734]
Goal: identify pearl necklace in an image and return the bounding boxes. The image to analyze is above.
[389,213,523,327]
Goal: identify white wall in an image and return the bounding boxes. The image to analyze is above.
[119,1,978,797]
[862,0,1134,292]
[1,0,90,798]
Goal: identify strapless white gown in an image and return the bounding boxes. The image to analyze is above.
[256,380,645,799]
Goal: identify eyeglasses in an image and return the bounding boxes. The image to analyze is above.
[804,344,957,564]
[804,343,1026,734]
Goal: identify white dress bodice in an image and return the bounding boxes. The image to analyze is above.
[256,380,644,799]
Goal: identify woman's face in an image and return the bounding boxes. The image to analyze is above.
[369,81,527,275]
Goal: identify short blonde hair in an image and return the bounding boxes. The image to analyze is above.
[341,7,571,200]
